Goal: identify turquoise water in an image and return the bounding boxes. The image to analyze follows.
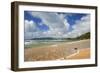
[24,40,75,49]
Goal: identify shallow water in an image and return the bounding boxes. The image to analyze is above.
[24,40,74,49]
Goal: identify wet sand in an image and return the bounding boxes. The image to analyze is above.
[24,39,90,61]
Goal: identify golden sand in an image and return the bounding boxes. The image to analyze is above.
[24,39,90,61]
[66,48,90,59]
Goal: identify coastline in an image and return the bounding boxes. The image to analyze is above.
[24,39,90,61]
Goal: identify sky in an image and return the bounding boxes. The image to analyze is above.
[24,11,90,39]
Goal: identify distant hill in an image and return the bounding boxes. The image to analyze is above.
[30,32,90,40]
[75,32,90,40]
[32,37,55,40]
[31,37,68,40]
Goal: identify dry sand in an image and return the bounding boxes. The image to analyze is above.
[24,39,90,61]
[66,48,90,59]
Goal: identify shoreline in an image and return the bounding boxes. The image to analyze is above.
[24,39,90,61]
[25,39,90,49]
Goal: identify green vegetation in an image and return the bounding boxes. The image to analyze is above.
[74,32,90,40]
[67,32,90,40]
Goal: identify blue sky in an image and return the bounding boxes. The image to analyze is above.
[24,11,90,39]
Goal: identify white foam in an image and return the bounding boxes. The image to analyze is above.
[51,44,58,47]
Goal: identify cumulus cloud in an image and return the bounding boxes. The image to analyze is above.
[24,20,38,39]
[27,12,70,38]
[24,11,90,39]
[63,15,90,38]
[24,20,36,32]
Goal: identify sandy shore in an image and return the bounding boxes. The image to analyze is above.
[24,39,90,61]
[66,48,90,59]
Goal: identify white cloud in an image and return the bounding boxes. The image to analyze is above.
[57,13,70,32]
[24,20,37,39]
[64,15,90,38]
[29,12,70,37]
[24,20,36,32]
[24,12,90,39]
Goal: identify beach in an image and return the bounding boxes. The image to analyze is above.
[24,39,90,61]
